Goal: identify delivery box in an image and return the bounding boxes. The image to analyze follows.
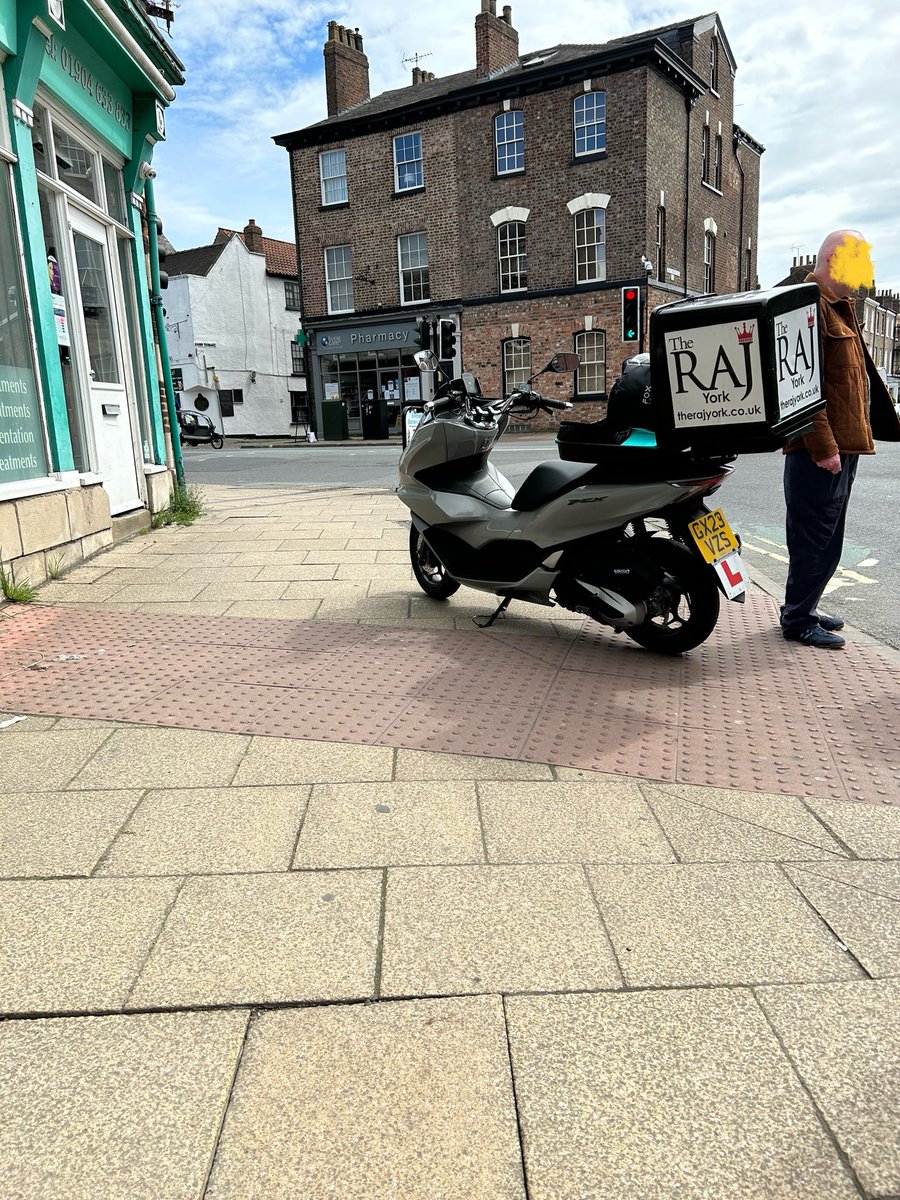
[649,284,825,454]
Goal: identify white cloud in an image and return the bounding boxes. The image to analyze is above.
[155,1,900,290]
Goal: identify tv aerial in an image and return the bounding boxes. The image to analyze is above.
[402,50,433,69]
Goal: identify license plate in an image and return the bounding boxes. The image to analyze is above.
[688,508,740,564]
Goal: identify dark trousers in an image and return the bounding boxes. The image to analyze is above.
[781,451,859,633]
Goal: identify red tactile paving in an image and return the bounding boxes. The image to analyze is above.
[1,591,899,805]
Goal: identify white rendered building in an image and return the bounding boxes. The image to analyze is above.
[165,220,308,437]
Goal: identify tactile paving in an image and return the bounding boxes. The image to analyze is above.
[1,589,898,805]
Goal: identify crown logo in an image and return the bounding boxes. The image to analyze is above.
[807,309,815,328]
[735,322,755,344]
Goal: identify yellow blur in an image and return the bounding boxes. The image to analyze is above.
[830,235,875,289]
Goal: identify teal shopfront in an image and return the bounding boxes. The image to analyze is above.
[0,0,181,575]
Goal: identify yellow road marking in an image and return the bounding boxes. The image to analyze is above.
[741,541,877,585]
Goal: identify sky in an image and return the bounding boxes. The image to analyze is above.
[152,0,900,293]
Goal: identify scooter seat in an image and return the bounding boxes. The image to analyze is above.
[511,461,596,512]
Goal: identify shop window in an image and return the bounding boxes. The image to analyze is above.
[102,160,126,224]
[495,110,524,174]
[498,222,527,293]
[324,245,354,314]
[502,337,531,395]
[284,279,301,310]
[574,331,606,397]
[574,208,606,283]
[291,341,304,375]
[31,105,52,176]
[219,388,243,418]
[319,149,348,206]
[398,231,430,304]
[573,91,606,156]
[655,206,666,280]
[0,165,49,485]
[54,123,101,207]
[393,132,423,192]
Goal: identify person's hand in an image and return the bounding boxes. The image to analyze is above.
[816,454,842,474]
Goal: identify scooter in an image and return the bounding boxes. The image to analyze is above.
[397,350,749,654]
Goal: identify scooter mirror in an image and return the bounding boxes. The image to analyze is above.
[547,352,581,373]
[415,350,440,373]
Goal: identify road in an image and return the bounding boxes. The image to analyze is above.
[183,437,900,649]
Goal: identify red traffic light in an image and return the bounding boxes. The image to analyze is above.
[624,289,637,300]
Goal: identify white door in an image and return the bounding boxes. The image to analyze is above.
[68,209,141,514]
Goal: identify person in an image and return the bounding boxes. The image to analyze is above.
[781,229,900,648]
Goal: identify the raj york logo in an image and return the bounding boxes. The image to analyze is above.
[775,308,817,388]
[669,319,758,404]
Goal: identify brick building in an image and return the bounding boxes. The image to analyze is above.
[275,4,763,436]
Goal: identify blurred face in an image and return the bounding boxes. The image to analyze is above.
[825,233,875,297]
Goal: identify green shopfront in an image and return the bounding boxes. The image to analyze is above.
[0,0,181,581]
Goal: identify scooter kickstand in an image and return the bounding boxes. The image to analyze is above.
[473,596,512,628]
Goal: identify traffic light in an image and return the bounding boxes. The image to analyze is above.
[413,316,433,351]
[438,318,457,361]
[621,286,640,343]
[155,216,168,289]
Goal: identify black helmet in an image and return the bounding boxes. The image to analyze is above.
[606,353,653,433]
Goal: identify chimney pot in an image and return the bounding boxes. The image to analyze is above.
[324,19,370,116]
[475,0,518,78]
[243,219,263,254]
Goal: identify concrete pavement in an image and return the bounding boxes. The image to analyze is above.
[0,483,899,1199]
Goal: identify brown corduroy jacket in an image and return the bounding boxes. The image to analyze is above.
[786,275,900,460]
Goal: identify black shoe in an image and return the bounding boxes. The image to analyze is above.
[817,613,845,632]
[784,625,846,649]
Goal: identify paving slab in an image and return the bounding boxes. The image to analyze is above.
[757,978,900,1197]
[505,988,859,1200]
[804,797,900,858]
[293,781,484,869]
[0,789,140,878]
[479,780,674,864]
[96,785,309,877]
[233,736,393,785]
[586,863,862,987]
[0,876,179,1013]
[69,727,250,790]
[640,782,848,862]
[204,996,525,1200]
[784,861,900,977]
[127,869,381,1009]
[0,1008,249,1200]
[394,749,553,781]
[381,864,620,997]
[0,728,113,790]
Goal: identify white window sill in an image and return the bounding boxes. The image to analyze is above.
[701,181,724,196]
[0,476,71,504]
[143,463,169,476]
[500,287,528,295]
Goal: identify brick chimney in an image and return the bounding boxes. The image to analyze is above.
[243,219,263,254]
[324,21,370,117]
[475,1,519,79]
[411,66,436,85]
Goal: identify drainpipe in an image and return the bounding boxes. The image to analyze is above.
[734,137,745,291]
[143,170,184,486]
[683,94,694,296]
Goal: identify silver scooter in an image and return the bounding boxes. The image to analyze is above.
[397,350,749,654]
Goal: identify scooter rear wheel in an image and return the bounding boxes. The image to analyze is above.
[626,537,719,655]
[409,525,460,600]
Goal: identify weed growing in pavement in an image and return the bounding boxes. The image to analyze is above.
[47,553,65,580]
[151,482,206,529]
[0,561,38,603]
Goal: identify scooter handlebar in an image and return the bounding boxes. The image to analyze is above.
[537,395,573,412]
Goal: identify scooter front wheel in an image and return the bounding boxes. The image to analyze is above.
[626,538,719,655]
[211,433,224,449]
[409,525,460,600]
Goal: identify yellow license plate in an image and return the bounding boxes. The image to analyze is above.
[688,508,739,564]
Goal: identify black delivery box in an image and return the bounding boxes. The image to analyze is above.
[649,284,824,454]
